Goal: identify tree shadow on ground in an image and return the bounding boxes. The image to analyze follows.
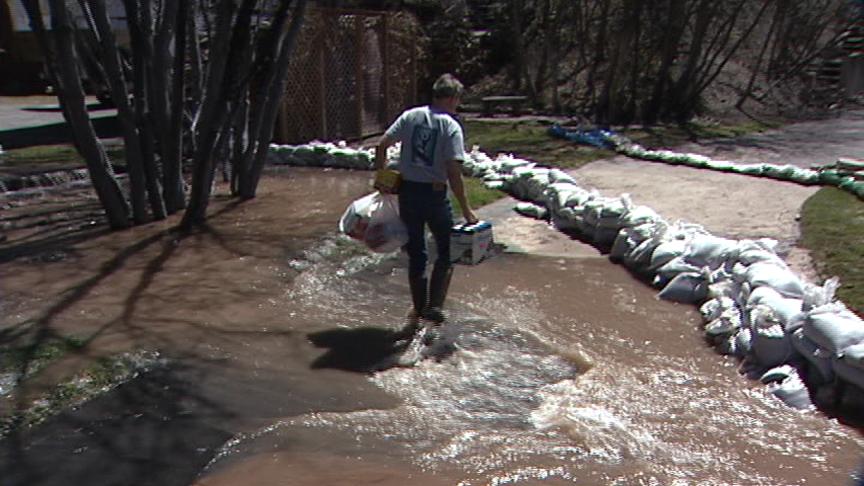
[0,363,236,486]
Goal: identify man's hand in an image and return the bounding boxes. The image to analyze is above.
[462,207,479,225]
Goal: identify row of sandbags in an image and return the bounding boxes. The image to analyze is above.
[549,127,864,199]
[462,147,864,409]
[265,141,864,409]
[613,139,864,200]
[267,141,377,169]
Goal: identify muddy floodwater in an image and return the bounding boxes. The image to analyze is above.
[1,168,862,485]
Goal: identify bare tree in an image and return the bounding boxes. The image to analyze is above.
[22,0,308,230]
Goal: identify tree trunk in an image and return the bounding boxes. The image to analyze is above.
[163,0,188,214]
[644,0,687,124]
[182,0,240,228]
[237,0,308,198]
[23,0,130,229]
[87,0,154,224]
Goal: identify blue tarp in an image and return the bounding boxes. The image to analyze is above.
[547,124,617,150]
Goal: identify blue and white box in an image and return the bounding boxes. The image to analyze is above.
[451,220,493,265]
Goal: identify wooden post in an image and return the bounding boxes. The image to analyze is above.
[355,15,364,138]
[318,30,327,140]
[381,13,390,124]
[409,24,417,105]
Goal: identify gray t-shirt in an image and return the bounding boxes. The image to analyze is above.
[384,105,466,183]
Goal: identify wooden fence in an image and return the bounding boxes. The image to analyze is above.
[274,8,419,144]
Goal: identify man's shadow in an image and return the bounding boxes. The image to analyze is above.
[307,326,411,373]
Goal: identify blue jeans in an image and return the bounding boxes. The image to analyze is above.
[398,180,452,280]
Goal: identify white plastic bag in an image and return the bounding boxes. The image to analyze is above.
[339,192,408,253]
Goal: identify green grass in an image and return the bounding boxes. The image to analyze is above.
[0,336,87,376]
[0,348,161,437]
[452,176,507,218]
[800,187,864,315]
[464,119,613,169]
[621,120,781,149]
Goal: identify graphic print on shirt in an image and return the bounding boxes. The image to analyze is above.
[411,124,439,167]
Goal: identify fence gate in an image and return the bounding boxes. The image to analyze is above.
[275,8,419,144]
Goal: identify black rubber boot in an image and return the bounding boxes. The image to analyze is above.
[422,265,453,324]
[395,276,427,339]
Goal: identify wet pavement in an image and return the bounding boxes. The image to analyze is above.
[2,109,864,484]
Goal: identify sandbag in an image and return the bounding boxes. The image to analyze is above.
[790,328,834,383]
[700,296,737,323]
[763,368,814,410]
[658,270,709,304]
[802,303,864,354]
[834,342,864,390]
[649,239,688,271]
[655,256,701,285]
[704,306,743,337]
[684,234,737,270]
[750,305,794,368]
[746,286,803,327]
[802,277,840,312]
[745,261,806,298]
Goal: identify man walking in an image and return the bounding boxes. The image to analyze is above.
[374,73,478,335]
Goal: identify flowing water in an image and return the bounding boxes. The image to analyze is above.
[194,248,864,486]
[1,168,862,485]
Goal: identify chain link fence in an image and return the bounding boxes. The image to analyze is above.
[275,8,419,144]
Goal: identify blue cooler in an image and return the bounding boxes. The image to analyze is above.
[451,220,493,265]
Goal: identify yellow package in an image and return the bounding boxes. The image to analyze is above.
[374,169,401,193]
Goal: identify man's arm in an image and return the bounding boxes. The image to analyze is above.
[375,134,395,171]
[448,159,478,224]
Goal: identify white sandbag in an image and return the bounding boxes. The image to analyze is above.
[706,277,742,300]
[704,306,743,337]
[658,270,709,304]
[545,182,581,211]
[764,368,814,410]
[552,207,582,232]
[610,228,636,260]
[760,364,797,384]
[734,326,753,355]
[620,205,661,228]
[625,222,670,268]
[684,234,738,270]
[746,286,803,327]
[582,196,626,227]
[485,180,506,191]
[655,256,701,284]
[834,343,864,390]
[563,188,596,209]
[745,261,806,298]
[700,296,737,322]
[790,328,834,383]
[548,168,576,184]
[515,202,548,220]
[750,305,794,368]
[499,156,534,173]
[802,303,864,353]
[736,247,784,266]
[802,277,840,312]
[649,239,688,271]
